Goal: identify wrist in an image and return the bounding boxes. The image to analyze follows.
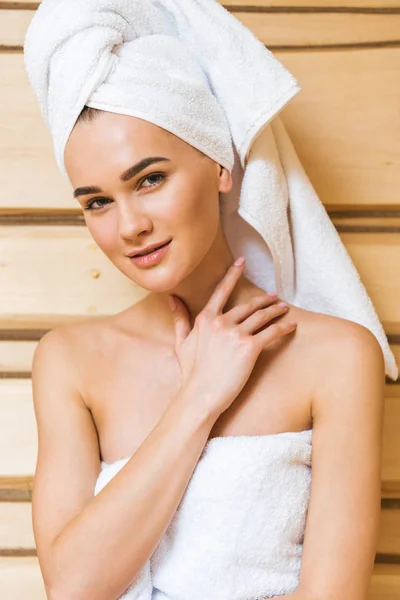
[175,378,219,430]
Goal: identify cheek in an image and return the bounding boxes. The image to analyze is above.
[175,190,220,248]
[169,176,219,233]
[86,216,119,256]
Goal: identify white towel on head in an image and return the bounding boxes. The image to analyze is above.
[23,0,398,381]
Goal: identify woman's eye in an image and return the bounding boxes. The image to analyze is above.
[83,173,166,211]
[84,197,110,211]
[139,172,166,189]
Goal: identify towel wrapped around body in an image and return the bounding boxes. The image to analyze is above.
[94,429,313,600]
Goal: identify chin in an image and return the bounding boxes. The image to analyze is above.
[116,260,182,294]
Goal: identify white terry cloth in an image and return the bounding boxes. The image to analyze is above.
[94,429,313,600]
[23,0,398,381]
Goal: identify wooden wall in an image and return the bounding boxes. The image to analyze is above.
[0,0,399,597]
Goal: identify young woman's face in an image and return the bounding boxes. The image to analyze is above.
[64,111,232,292]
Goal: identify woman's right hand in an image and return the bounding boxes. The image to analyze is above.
[168,257,297,419]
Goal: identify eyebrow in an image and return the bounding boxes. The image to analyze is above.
[72,156,170,199]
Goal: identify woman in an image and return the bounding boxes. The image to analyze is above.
[24,2,388,600]
[30,107,384,600]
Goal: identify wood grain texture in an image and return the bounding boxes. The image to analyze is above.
[3,8,400,47]
[0,341,37,374]
[340,232,400,325]
[0,226,148,318]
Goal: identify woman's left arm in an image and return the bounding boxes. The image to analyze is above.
[281,321,386,600]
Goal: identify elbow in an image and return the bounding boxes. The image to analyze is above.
[44,568,98,600]
[43,546,99,600]
[47,574,122,600]
[47,585,97,600]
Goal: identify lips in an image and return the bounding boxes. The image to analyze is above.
[133,240,170,257]
[130,239,172,267]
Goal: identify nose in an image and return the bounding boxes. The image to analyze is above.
[118,200,153,241]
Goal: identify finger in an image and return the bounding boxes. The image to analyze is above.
[253,319,297,349]
[223,294,282,325]
[170,295,192,351]
[203,257,246,316]
[238,302,289,335]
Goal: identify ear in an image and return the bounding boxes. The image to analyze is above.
[218,165,233,194]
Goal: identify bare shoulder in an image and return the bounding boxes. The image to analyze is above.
[288,302,384,360]
[36,299,147,368]
[291,306,385,420]
[33,299,150,405]
[33,317,112,380]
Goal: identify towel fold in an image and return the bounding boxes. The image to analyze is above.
[23,0,398,380]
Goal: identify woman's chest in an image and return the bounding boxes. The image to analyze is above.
[83,332,312,464]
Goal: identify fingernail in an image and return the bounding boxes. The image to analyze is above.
[267,292,278,297]
[234,256,245,266]
[168,296,176,311]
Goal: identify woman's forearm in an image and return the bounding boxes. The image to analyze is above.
[49,381,216,600]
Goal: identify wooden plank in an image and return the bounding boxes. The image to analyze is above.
[379,509,400,556]
[0,314,105,333]
[3,8,400,48]
[0,380,398,493]
[0,503,34,550]
[244,13,400,49]
[0,341,36,374]
[332,215,400,233]
[369,564,400,600]
[0,380,37,476]
[0,54,73,211]
[277,47,400,208]
[0,557,45,599]
[2,47,400,210]
[0,226,147,318]
[0,227,397,322]
[0,10,32,46]
[382,396,400,497]
[339,232,400,325]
